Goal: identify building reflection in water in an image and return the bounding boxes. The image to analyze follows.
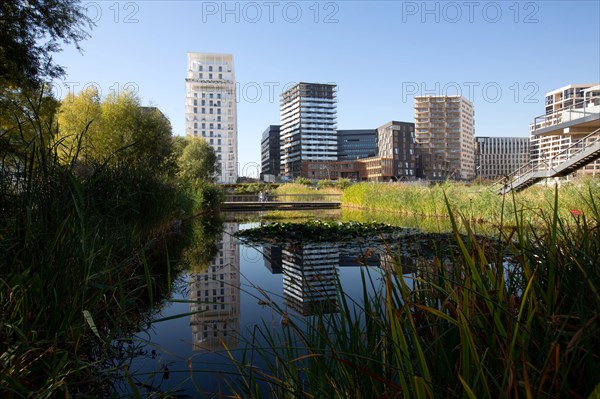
[281,244,341,316]
[188,223,427,349]
[189,223,240,351]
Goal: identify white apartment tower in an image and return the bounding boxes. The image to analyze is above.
[414,96,476,180]
[280,82,337,177]
[529,84,600,177]
[185,53,238,183]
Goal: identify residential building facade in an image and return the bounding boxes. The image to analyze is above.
[260,125,281,178]
[280,83,337,177]
[185,52,238,183]
[476,136,530,180]
[337,129,377,160]
[377,121,416,180]
[529,84,600,177]
[414,96,476,180]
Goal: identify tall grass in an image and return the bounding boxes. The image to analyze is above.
[342,179,600,226]
[228,186,600,398]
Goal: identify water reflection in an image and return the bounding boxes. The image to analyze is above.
[189,222,240,351]
[124,220,441,397]
[281,244,340,316]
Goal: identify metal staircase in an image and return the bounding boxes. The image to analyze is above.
[496,128,600,194]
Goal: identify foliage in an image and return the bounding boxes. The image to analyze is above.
[57,88,173,176]
[176,136,220,184]
[317,178,352,190]
[335,177,351,189]
[294,176,312,186]
[0,86,200,396]
[316,179,335,189]
[0,0,93,89]
[234,182,268,194]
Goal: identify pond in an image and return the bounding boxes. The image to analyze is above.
[115,211,496,397]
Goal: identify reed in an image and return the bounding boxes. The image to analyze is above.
[342,179,600,227]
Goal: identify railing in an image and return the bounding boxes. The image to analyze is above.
[531,95,600,132]
[491,127,600,191]
[224,193,342,203]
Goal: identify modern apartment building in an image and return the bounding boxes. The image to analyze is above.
[476,137,530,180]
[414,96,476,180]
[260,125,281,178]
[337,129,377,160]
[185,52,238,183]
[301,121,416,182]
[529,84,600,177]
[376,121,416,180]
[280,82,337,177]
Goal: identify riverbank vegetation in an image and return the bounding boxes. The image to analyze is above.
[0,83,222,395]
[341,180,600,226]
[230,187,600,398]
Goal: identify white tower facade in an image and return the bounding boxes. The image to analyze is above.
[185,53,238,183]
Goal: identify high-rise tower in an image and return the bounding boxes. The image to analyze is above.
[414,95,475,180]
[185,53,238,183]
[280,82,337,177]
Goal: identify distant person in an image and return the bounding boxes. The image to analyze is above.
[264,191,269,202]
[258,191,264,202]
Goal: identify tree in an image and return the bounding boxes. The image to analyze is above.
[0,85,60,172]
[0,0,93,90]
[56,89,173,175]
[55,86,101,162]
[177,137,220,184]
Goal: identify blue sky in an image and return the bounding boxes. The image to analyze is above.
[53,1,600,175]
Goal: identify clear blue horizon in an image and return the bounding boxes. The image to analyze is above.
[53,1,600,175]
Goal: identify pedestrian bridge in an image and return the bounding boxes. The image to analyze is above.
[221,194,341,212]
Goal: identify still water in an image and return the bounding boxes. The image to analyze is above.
[119,219,403,397]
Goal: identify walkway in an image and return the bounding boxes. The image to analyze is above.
[221,193,341,212]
